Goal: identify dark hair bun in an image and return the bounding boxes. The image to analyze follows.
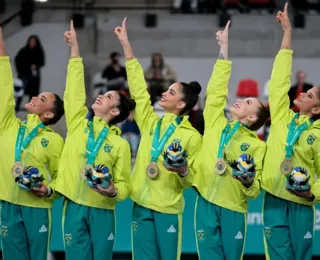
[189,81,201,95]
[127,99,136,111]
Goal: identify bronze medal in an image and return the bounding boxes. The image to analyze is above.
[81,164,94,179]
[281,159,293,176]
[11,161,24,178]
[146,162,159,179]
[215,158,227,175]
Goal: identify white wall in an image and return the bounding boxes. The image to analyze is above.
[4,23,69,137]
[95,55,320,106]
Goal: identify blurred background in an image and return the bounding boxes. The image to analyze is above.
[1,0,320,259]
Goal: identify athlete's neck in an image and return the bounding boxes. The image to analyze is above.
[231,114,250,127]
[93,111,112,125]
[299,111,313,119]
[164,108,181,116]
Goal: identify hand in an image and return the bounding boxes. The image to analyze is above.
[91,180,117,197]
[64,20,78,47]
[277,3,291,31]
[163,162,189,176]
[286,187,315,201]
[31,182,50,197]
[113,17,129,45]
[216,20,230,47]
[233,173,254,188]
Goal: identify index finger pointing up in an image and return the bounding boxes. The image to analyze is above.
[122,17,127,30]
[224,20,231,31]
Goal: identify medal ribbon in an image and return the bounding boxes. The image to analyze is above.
[284,114,313,159]
[14,121,45,162]
[150,116,182,163]
[85,121,109,165]
[217,121,242,159]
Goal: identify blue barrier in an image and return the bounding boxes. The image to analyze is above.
[50,189,320,254]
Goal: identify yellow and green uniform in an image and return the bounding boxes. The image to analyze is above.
[262,49,320,260]
[193,59,266,260]
[0,56,64,260]
[126,58,202,260]
[55,58,131,260]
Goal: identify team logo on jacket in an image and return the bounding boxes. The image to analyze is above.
[65,233,72,246]
[264,227,271,238]
[84,128,89,134]
[104,144,113,153]
[307,134,316,145]
[240,143,250,151]
[197,230,205,242]
[41,138,49,148]
[132,221,138,233]
[1,226,8,237]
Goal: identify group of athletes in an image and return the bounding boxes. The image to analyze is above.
[0,2,319,260]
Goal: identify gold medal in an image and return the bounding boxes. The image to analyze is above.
[146,162,159,179]
[11,161,24,178]
[280,159,293,176]
[215,158,227,175]
[81,164,94,179]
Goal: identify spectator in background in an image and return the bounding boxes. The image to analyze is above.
[288,70,313,112]
[15,35,45,111]
[102,51,127,92]
[145,52,177,105]
[121,112,140,158]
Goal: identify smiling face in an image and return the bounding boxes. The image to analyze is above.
[159,83,186,114]
[229,97,262,124]
[293,87,320,116]
[91,91,121,119]
[24,92,55,120]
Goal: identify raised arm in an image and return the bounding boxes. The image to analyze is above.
[268,3,293,125]
[63,21,88,133]
[203,21,232,129]
[113,18,159,132]
[0,26,16,133]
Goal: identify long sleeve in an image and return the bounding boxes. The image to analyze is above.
[241,143,266,200]
[126,58,159,132]
[111,141,131,202]
[0,56,16,133]
[203,60,232,129]
[64,58,88,133]
[268,49,294,125]
[178,133,202,188]
[46,135,64,200]
[310,145,320,202]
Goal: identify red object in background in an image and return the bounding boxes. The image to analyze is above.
[236,79,260,97]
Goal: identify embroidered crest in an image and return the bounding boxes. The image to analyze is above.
[65,234,72,246]
[240,143,250,152]
[104,144,113,153]
[41,138,49,148]
[132,221,138,233]
[197,230,205,242]
[264,227,271,238]
[1,226,8,237]
[307,134,316,145]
